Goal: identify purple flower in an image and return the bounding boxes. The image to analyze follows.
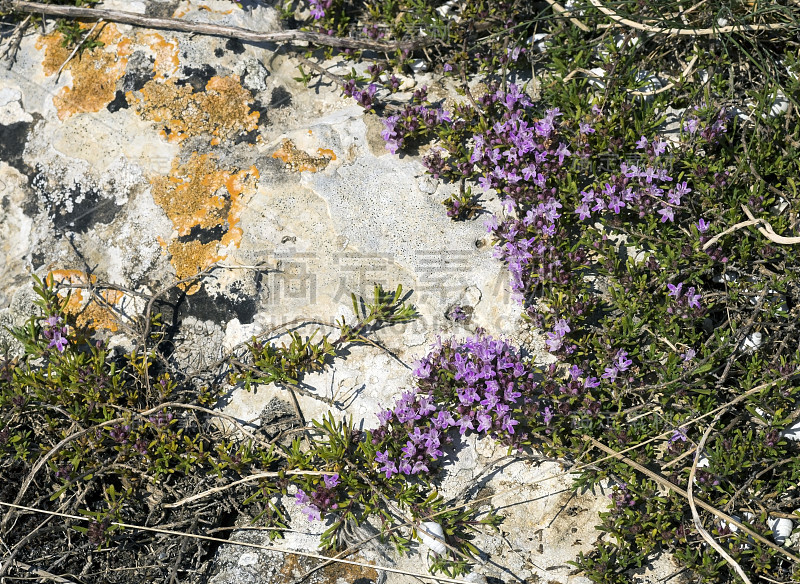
[401,441,417,459]
[295,489,310,505]
[608,195,625,214]
[584,376,600,389]
[602,366,618,383]
[375,450,390,464]
[545,333,563,353]
[412,461,429,474]
[304,505,322,521]
[543,406,553,425]
[697,218,710,233]
[658,206,675,222]
[456,416,475,435]
[501,416,519,434]
[592,103,603,116]
[636,135,648,149]
[554,143,571,164]
[443,63,453,72]
[476,412,493,432]
[684,118,700,134]
[380,460,398,479]
[309,0,325,20]
[579,121,595,134]
[615,350,632,372]
[432,410,456,430]
[376,409,393,426]
[575,203,591,221]
[553,318,570,337]
[48,332,68,353]
[686,286,702,309]
[653,140,667,156]
[674,181,691,197]
[667,282,683,298]
[682,348,696,361]
[323,473,340,488]
[668,428,688,445]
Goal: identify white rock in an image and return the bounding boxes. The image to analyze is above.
[409,59,430,74]
[741,331,763,353]
[767,517,793,545]
[587,68,606,89]
[781,419,800,441]
[528,33,548,53]
[633,70,662,101]
[418,521,447,555]
[237,552,259,566]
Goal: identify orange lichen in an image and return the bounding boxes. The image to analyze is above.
[36,24,128,119]
[149,153,258,289]
[45,270,124,332]
[271,139,336,172]
[128,76,259,144]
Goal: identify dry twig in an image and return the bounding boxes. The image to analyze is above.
[587,0,793,35]
[5,0,438,51]
[0,12,28,68]
[687,416,752,584]
[54,18,102,82]
[0,502,471,584]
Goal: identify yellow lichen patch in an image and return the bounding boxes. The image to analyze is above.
[45,270,123,332]
[271,139,337,172]
[35,24,128,120]
[53,51,128,120]
[150,153,258,288]
[36,32,72,77]
[136,32,179,80]
[129,76,259,145]
[166,239,223,287]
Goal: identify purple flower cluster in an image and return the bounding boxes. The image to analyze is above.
[601,350,633,384]
[295,473,340,521]
[409,334,543,446]
[382,100,453,154]
[308,0,331,20]
[665,282,704,318]
[574,159,679,224]
[610,482,637,512]
[342,80,378,110]
[370,389,455,479]
[42,315,69,353]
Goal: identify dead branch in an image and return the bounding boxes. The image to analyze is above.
[587,0,793,35]
[0,12,29,68]
[687,416,752,584]
[5,1,439,51]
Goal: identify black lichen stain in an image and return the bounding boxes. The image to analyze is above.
[250,97,269,126]
[225,38,245,55]
[172,279,258,325]
[0,120,33,174]
[178,223,227,246]
[31,166,122,234]
[145,0,179,18]
[270,86,292,109]
[214,48,224,58]
[234,128,259,145]
[122,52,156,92]
[178,64,218,93]
[107,90,128,113]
